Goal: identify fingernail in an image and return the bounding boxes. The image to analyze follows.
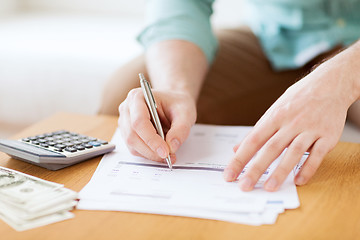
[239,177,253,191]
[295,176,305,185]
[170,139,180,152]
[169,153,176,164]
[156,147,166,158]
[265,178,278,191]
[223,168,236,181]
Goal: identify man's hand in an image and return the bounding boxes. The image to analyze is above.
[117,40,208,162]
[224,44,360,191]
[118,88,197,163]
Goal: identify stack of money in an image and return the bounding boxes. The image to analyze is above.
[0,166,77,231]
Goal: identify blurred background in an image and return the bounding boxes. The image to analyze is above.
[0,0,359,142]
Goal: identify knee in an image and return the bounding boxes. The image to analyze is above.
[97,55,146,116]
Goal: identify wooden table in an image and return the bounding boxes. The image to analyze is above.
[1,112,360,240]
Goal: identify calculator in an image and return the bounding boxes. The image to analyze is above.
[0,130,115,170]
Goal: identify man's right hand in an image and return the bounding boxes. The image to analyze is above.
[118,88,197,163]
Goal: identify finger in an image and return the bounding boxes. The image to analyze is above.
[233,143,240,153]
[155,100,171,132]
[128,90,169,159]
[118,101,130,142]
[169,153,177,164]
[120,103,163,162]
[165,110,193,154]
[294,138,330,185]
[223,121,280,182]
[237,128,295,191]
[129,149,142,158]
[264,133,317,191]
[126,131,164,162]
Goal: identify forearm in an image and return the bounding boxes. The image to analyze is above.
[145,40,209,101]
[344,40,360,101]
[315,40,360,105]
[341,40,360,128]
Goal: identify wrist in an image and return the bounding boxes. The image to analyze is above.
[146,40,208,102]
[314,41,360,105]
[351,41,360,100]
[151,79,200,101]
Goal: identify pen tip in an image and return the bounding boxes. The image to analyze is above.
[166,156,172,171]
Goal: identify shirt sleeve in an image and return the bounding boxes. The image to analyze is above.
[137,0,218,64]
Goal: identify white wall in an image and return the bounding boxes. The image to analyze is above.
[0,0,244,25]
[0,0,20,15]
[20,0,147,16]
[213,0,244,27]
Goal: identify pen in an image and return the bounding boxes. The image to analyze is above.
[139,73,172,170]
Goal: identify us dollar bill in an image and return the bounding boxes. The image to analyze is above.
[0,167,78,231]
[1,187,78,213]
[0,200,77,222]
[0,210,74,232]
[0,166,62,203]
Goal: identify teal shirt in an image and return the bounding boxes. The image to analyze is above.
[137,0,360,70]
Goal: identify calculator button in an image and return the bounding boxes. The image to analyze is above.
[54,144,66,149]
[40,143,49,148]
[47,141,56,146]
[65,147,77,153]
[62,134,72,138]
[72,141,82,145]
[82,144,93,149]
[38,139,47,143]
[29,136,38,141]
[63,138,72,142]
[53,135,63,140]
[75,145,85,151]
[80,139,90,144]
[98,140,108,145]
[22,138,31,142]
[36,134,46,139]
[44,133,54,137]
[55,140,65,144]
[88,141,101,147]
[53,130,68,135]
[64,142,74,147]
[54,148,63,152]
[45,137,55,141]
[32,141,40,145]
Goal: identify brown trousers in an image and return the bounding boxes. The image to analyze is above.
[99,27,358,126]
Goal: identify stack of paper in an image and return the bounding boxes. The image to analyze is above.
[78,125,307,225]
[0,167,77,231]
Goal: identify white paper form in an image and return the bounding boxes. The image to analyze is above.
[78,124,306,225]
